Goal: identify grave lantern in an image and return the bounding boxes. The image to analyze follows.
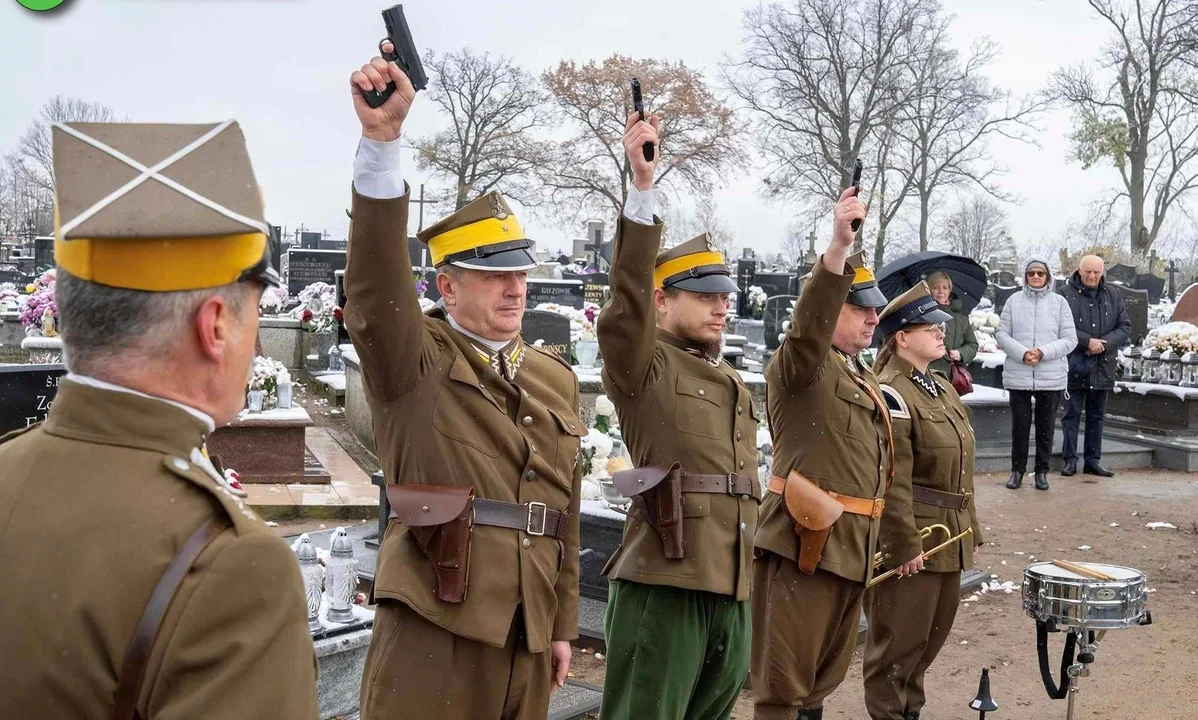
[327,344,344,373]
[1124,346,1143,381]
[1160,348,1183,385]
[1181,352,1198,388]
[293,534,324,634]
[324,527,358,624]
[1141,347,1162,384]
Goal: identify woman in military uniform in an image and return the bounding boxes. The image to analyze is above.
[863,282,984,720]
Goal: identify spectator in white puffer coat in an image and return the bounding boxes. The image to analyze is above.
[995,255,1078,492]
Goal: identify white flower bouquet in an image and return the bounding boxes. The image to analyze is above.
[248,355,289,407]
[259,286,289,316]
[1143,321,1198,354]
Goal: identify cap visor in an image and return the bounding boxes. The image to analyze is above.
[669,274,740,294]
[921,307,953,325]
[449,247,538,272]
[847,286,889,308]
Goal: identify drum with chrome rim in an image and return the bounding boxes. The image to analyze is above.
[1022,561,1148,630]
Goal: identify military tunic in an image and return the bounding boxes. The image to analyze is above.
[596,216,759,720]
[751,257,897,718]
[0,381,318,719]
[344,186,583,720]
[863,357,983,720]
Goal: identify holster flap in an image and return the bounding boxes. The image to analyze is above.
[612,463,680,498]
[779,472,845,532]
[387,484,475,526]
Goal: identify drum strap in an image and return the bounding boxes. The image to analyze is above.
[1036,620,1078,700]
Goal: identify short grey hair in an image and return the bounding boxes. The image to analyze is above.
[57,271,255,375]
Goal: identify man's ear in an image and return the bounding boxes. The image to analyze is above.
[193,294,229,362]
[653,287,668,314]
[436,271,456,307]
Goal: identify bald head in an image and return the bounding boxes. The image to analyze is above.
[1079,255,1105,289]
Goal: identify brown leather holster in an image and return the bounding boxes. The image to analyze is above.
[612,463,685,559]
[387,485,475,603]
[775,472,845,575]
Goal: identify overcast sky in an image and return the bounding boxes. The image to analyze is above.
[2,0,1132,261]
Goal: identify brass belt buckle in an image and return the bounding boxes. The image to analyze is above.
[727,472,750,499]
[871,498,885,519]
[959,491,972,511]
[526,502,547,537]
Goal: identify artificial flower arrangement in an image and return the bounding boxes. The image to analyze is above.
[18,269,58,337]
[292,282,341,334]
[536,302,601,343]
[1143,321,1198,355]
[745,285,768,320]
[0,282,20,309]
[259,285,289,316]
[247,356,290,409]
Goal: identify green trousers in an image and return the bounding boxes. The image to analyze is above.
[599,579,751,720]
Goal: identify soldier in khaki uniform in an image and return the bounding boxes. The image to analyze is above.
[347,51,581,720]
[0,121,318,718]
[752,187,916,720]
[864,283,984,720]
[596,114,761,720]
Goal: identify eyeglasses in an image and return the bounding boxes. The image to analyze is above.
[907,323,946,336]
[1026,270,1048,277]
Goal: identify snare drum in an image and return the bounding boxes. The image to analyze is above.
[1022,561,1148,629]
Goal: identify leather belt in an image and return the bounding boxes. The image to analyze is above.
[682,472,763,501]
[912,485,972,511]
[767,475,885,519]
[473,498,568,539]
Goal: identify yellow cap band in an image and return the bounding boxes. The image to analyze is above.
[854,266,875,284]
[654,251,726,288]
[55,231,267,292]
[428,216,525,266]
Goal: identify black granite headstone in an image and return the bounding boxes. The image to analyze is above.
[286,249,347,296]
[33,236,54,272]
[0,364,67,435]
[993,285,1019,315]
[580,274,610,308]
[755,272,795,300]
[521,310,572,362]
[763,294,799,351]
[0,266,26,284]
[299,231,322,250]
[526,279,584,309]
[1134,273,1165,304]
[422,269,442,303]
[408,236,428,269]
[334,270,349,346]
[268,225,283,276]
[1114,284,1149,345]
[1107,263,1138,286]
[736,259,757,317]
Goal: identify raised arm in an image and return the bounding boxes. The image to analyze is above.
[771,187,862,389]
[342,45,434,401]
[598,112,664,397]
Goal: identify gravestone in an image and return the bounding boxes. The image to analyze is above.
[754,272,795,300]
[581,273,610,308]
[521,310,571,362]
[287,248,347,296]
[1114,285,1150,345]
[1169,284,1198,325]
[763,295,799,351]
[994,270,1017,286]
[0,265,26,284]
[334,270,349,347]
[1107,263,1138,286]
[33,236,54,272]
[0,364,67,435]
[299,231,322,249]
[993,285,1020,315]
[422,269,442,303]
[526,279,584,309]
[407,236,428,269]
[736,259,757,317]
[268,226,283,277]
[1134,273,1165,304]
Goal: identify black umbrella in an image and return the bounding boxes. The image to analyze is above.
[877,251,989,313]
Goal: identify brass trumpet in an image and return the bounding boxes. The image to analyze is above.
[866,524,974,589]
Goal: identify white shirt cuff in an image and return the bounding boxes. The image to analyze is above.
[353,136,405,199]
[622,186,658,226]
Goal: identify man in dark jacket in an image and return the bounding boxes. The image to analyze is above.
[1060,255,1131,477]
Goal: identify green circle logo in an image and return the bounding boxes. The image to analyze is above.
[18,0,68,9]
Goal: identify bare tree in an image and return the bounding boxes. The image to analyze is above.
[16,96,118,194]
[0,153,53,239]
[902,26,1045,252]
[722,0,938,210]
[1051,0,1198,256]
[938,194,1013,260]
[778,221,808,269]
[668,194,740,259]
[541,54,744,224]
[412,50,548,211]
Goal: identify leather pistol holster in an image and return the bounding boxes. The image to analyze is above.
[387,484,475,603]
[612,463,685,559]
[778,472,844,575]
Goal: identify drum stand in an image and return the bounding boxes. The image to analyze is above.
[1063,629,1105,720]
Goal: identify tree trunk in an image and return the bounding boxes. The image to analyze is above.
[919,189,932,252]
[874,222,887,269]
[1128,148,1149,254]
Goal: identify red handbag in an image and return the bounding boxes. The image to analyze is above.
[949,361,974,396]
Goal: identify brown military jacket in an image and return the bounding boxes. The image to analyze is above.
[754,257,896,585]
[343,186,582,652]
[596,217,761,600]
[0,381,318,719]
[877,357,983,573]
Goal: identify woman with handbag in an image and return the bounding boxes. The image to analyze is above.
[926,271,978,395]
[863,282,983,720]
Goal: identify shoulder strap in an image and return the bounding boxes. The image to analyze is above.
[111,516,230,720]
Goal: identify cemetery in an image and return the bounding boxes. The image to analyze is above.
[3,239,1198,718]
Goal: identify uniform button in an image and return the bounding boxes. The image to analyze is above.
[525,470,536,481]
[737,406,743,415]
[854,393,861,399]
[522,416,533,427]
[740,522,747,531]
[736,431,742,441]
[530,443,537,454]
[522,538,532,549]
[698,389,706,396]
[172,458,189,471]
[739,460,745,469]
